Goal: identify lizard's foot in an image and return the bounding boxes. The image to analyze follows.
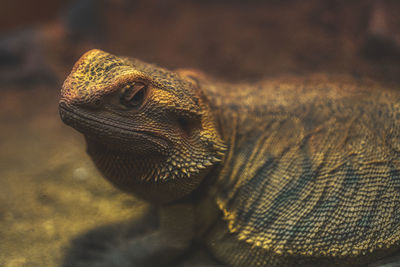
[62,208,159,267]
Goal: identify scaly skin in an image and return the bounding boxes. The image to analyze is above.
[59,49,400,266]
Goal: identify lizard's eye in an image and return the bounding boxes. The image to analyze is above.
[119,82,147,109]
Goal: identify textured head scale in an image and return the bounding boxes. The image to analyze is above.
[61,49,201,112]
[60,49,226,203]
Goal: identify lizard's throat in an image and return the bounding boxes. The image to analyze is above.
[85,137,210,203]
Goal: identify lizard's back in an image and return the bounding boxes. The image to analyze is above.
[202,74,400,265]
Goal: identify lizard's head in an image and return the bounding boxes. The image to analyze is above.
[59,49,226,203]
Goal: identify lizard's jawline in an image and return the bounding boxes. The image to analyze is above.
[59,103,171,152]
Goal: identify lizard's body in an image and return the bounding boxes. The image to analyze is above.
[202,75,400,265]
[60,50,400,266]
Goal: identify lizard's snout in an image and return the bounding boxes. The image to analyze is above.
[60,49,148,110]
[58,100,75,127]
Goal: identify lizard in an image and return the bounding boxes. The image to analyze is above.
[59,49,400,266]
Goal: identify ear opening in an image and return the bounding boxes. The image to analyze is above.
[177,114,202,138]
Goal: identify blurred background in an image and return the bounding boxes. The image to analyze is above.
[1,0,400,266]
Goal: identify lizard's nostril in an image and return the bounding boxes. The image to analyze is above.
[94,99,102,106]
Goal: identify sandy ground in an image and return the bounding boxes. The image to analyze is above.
[0,87,147,266]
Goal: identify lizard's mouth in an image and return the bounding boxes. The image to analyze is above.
[59,101,171,154]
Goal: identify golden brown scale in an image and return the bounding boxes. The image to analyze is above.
[59,49,400,266]
[201,75,400,265]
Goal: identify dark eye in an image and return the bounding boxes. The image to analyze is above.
[119,82,147,108]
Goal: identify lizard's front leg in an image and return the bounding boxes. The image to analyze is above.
[63,204,195,267]
[118,203,196,266]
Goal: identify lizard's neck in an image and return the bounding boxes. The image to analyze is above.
[201,80,243,146]
[85,137,212,204]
